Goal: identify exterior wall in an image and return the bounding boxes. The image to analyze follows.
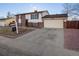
[28,22,43,28]
[28,13,42,23]
[16,15,26,27]
[25,11,49,23]
[16,11,49,27]
[20,14,26,26]
[0,21,5,26]
[41,11,49,17]
[16,15,19,25]
[43,17,67,28]
[5,18,15,26]
[25,11,49,27]
[0,18,15,27]
[25,14,30,21]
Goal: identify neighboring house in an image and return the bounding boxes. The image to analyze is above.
[0,18,5,26]
[42,14,68,28]
[0,17,15,26]
[15,10,49,28]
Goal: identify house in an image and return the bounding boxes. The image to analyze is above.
[15,10,49,28]
[0,17,15,26]
[0,18,5,26]
[42,14,68,28]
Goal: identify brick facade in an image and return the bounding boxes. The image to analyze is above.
[16,10,49,28]
[16,15,43,28]
[28,22,43,28]
[20,14,26,26]
[16,15,26,27]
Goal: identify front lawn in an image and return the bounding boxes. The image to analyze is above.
[0,27,34,38]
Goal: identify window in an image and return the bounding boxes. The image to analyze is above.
[31,13,39,19]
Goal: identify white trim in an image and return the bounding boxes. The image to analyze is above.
[18,15,21,23]
[15,16,18,34]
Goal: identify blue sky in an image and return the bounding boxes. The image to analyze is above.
[0,3,64,18]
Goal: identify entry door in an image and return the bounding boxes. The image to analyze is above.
[25,20,28,26]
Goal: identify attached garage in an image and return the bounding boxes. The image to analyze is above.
[42,14,68,28]
[44,19,63,28]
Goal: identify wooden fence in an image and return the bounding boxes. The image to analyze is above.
[64,21,79,29]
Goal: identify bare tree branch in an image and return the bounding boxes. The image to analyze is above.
[63,3,79,16]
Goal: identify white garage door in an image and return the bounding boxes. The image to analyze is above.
[44,20,63,28]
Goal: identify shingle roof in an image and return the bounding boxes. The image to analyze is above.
[42,14,68,18]
[15,10,48,16]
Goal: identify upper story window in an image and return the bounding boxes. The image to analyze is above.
[31,13,39,19]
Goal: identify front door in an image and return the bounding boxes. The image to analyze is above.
[25,20,28,27]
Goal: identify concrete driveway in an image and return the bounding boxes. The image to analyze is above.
[0,28,79,56]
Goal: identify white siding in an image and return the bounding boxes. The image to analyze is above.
[18,15,21,23]
[42,11,49,17]
[0,21,5,26]
[25,14,30,20]
[25,11,49,23]
[28,13,42,23]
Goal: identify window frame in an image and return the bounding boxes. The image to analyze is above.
[31,13,39,19]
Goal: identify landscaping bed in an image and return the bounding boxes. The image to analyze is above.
[0,27,34,39]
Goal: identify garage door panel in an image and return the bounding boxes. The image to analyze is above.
[44,20,63,28]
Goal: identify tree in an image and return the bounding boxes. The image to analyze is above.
[7,12,14,18]
[7,12,11,18]
[63,3,79,17]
